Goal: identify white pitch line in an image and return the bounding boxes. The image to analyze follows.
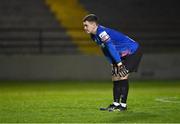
[155,97,180,103]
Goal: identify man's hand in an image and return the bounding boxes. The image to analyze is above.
[111,64,118,76]
[117,63,129,77]
[117,62,123,66]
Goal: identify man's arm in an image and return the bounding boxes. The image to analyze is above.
[102,48,114,64]
[104,41,121,64]
[98,31,129,77]
[98,31,121,64]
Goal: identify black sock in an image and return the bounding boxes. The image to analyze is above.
[120,79,129,103]
[113,81,121,103]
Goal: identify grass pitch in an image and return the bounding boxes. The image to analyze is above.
[0,80,180,123]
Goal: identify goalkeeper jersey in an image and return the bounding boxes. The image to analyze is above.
[90,25,139,64]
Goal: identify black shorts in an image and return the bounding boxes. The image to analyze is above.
[121,46,143,73]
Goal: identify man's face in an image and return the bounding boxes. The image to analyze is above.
[83,21,97,34]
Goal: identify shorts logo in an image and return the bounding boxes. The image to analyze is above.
[99,31,110,42]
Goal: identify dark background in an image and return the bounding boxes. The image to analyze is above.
[0,0,180,80]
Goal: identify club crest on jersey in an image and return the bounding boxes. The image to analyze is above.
[99,31,110,42]
[94,39,97,43]
[100,43,105,48]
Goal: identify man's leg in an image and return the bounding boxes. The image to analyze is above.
[119,78,129,109]
[113,75,129,103]
[113,80,121,105]
[111,75,129,111]
[100,68,129,111]
[101,81,122,111]
[118,75,129,110]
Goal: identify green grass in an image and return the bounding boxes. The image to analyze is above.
[0,80,180,123]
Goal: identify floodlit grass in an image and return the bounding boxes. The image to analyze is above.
[0,80,180,123]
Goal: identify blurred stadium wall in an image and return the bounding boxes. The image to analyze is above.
[0,0,179,80]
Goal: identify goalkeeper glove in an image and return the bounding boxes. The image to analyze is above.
[117,63,129,77]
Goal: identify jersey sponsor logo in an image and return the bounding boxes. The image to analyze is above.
[99,31,110,42]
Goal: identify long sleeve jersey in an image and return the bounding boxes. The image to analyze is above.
[90,25,139,64]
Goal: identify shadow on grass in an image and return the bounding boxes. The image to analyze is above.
[108,111,157,123]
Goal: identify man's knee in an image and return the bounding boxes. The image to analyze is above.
[112,74,129,81]
[119,74,129,80]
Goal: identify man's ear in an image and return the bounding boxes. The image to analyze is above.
[93,22,98,26]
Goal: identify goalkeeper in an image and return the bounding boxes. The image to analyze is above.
[83,14,143,111]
